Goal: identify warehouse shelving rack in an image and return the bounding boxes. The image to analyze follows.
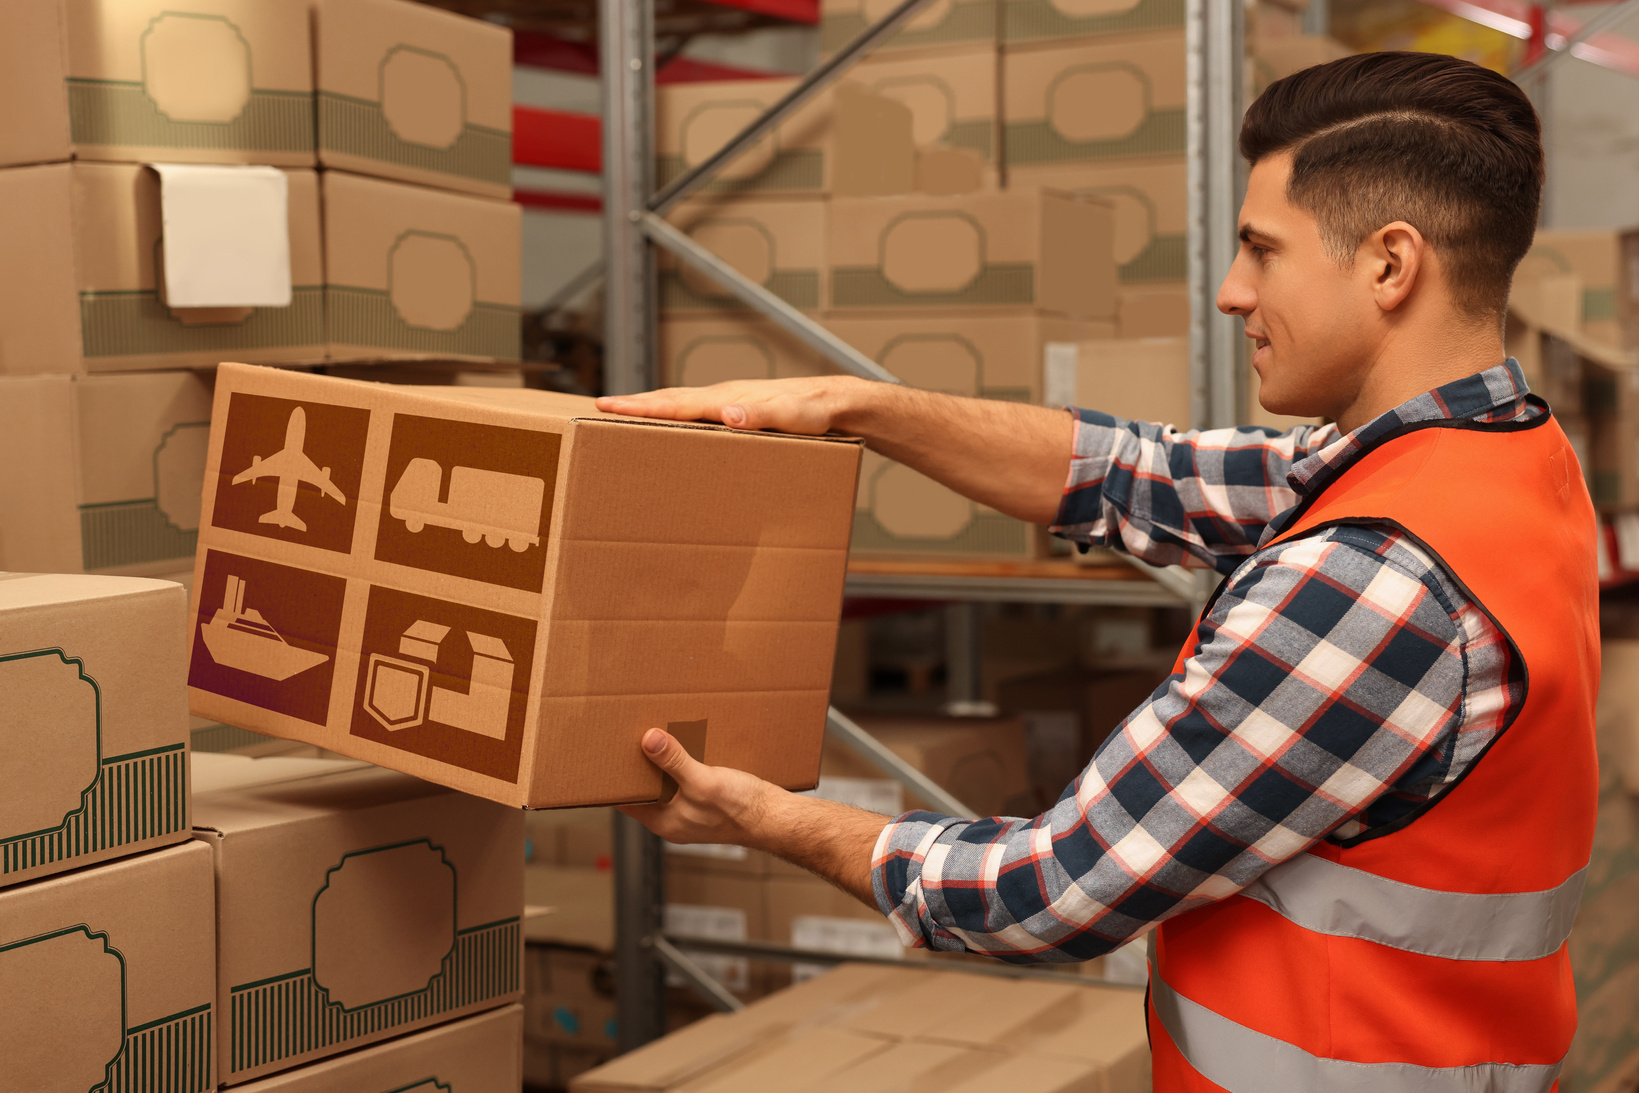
[593,0,1250,1048]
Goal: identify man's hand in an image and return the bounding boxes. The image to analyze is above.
[619,728,890,908]
[595,376,877,436]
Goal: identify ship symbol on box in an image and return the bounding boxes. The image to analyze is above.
[202,574,329,681]
[365,621,514,739]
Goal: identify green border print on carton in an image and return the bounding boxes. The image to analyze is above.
[79,420,210,571]
[831,209,1036,308]
[676,335,779,383]
[658,102,823,195]
[226,837,520,1076]
[821,0,995,56]
[67,13,313,154]
[862,75,995,162]
[79,286,325,359]
[659,217,821,311]
[317,43,510,188]
[870,332,1033,403]
[1079,184,1185,284]
[0,649,188,879]
[1002,0,1184,46]
[3,926,125,1092]
[1006,63,1185,167]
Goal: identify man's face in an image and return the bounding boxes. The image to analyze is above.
[1217,153,1377,420]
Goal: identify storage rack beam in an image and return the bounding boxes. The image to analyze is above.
[601,0,658,397]
[653,935,747,1012]
[826,707,977,817]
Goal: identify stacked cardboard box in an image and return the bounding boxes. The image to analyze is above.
[569,962,1151,1093]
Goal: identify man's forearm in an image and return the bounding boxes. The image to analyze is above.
[742,789,890,908]
[832,381,1074,526]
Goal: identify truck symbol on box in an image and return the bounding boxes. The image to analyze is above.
[388,459,544,552]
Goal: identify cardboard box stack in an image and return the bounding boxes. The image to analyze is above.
[569,962,1151,1093]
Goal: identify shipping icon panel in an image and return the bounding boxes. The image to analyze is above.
[189,551,346,726]
[350,585,535,783]
[373,414,560,592]
[212,393,370,554]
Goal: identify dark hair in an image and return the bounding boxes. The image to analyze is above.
[1240,51,1542,319]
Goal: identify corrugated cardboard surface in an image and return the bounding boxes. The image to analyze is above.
[191,756,525,1083]
[852,47,999,176]
[0,162,323,375]
[1002,31,1186,171]
[0,376,81,573]
[230,1004,523,1092]
[186,364,861,806]
[821,0,996,58]
[659,315,831,389]
[661,198,827,313]
[0,573,190,888]
[571,963,1149,1093]
[827,191,1115,319]
[1002,0,1183,47]
[321,170,522,362]
[1516,229,1624,350]
[1008,157,1186,287]
[1053,335,1190,428]
[1116,283,1188,337]
[854,448,1039,558]
[313,0,513,198]
[0,0,314,169]
[656,80,833,198]
[0,840,216,1091]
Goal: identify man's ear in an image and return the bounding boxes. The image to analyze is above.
[1367,221,1426,313]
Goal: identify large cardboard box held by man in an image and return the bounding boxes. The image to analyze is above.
[0,841,216,1091]
[0,0,314,169]
[191,753,526,1083]
[0,163,323,375]
[185,363,861,807]
[313,0,513,199]
[230,1005,524,1092]
[0,573,190,888]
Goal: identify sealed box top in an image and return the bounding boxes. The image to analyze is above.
[187,364,863,808]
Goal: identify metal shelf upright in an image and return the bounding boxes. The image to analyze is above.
[598,0,1245,1048]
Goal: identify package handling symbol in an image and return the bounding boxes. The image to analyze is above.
[230,406,347,532]
[364,620,514,739]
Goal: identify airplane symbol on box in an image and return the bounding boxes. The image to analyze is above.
[231,406,347,532]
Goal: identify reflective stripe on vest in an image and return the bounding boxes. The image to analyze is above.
[1240,854,1587,962]
[1152,972,1566,1093]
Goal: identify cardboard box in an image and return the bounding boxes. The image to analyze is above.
[0,163,323,375]
[0,573,190,888]
[659,314,830,389]
[828,191,1116,319]
[231,1005,524,1092]
[1009,158,1186,287]
[825,713,1034,818]
[570,963,1150,1093]
[1250,34,1352,95]
[321,170,522,362]
[527,806,615,869]
[1044,335,1190,426]
[851,449,1040,558]
[526,864,615,949]
[666,868,770,998]
[313,0,512,199]
[185,363,862,806]
[1002,31,1185,173]
[765,872,904,974]
[1511,230,1624,349]
[1117,284,1188,337]
[657,79,833,198]
[850,48,999,188]
[0,0,314,169]
[1002,0,1183,47]
[0,376,80,573]
[660,198,826,313]
[526,945,617,1047]
[821,0,996,58]
[0,840,216,1091]
[191,752,526,1083]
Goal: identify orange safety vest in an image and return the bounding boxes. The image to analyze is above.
[1148,412,1600,1092]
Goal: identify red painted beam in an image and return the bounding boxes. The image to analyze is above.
[513,104,602,173]
[515,187,603,214]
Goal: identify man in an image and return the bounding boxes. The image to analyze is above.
[597,51,1598,1089]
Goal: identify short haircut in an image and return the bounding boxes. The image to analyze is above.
[1240,51,1542,319]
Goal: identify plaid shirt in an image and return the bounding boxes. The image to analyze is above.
[870,361,1537,962]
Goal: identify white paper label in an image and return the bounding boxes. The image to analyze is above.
[804,776,904,816]
[790,915,905,982]
[666,841,749,862]
[153,163,291,308]
[1043,342,1080,409]
[665,904,748,991]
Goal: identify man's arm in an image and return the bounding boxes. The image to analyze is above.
[597,377,1074,526]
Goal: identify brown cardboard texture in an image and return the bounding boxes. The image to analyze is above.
[853,449,1040,559]
[0,162,323,375]
[1514,229,1623,349]
[657,79,833,198]
[1008,159,1186,288]
[827,191,1115,319]
[1002,0,1183,47]
[1002,31,1185,171]
[0,841,215,1091]
[0,573,190,888]
[191,755,526,1083]
[313,0,512,198]
[185,363,862,807]
[851,48,999,183]
[526,946,615,1046]
[659,315,830,389]
[1045,335,1190,427]
[821,0,996,58]
[526,863,615,949]
[1117,284,1189,337]
[660,198,826,313]
[321,170,521,362]
[1250,34,1352,95]
[0,0,314,169]
[231,1005,524,1092]
[0,376,81,573]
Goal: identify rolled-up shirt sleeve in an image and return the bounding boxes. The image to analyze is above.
[1050,407,1332,575]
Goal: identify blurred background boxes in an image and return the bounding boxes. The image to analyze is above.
[849,48,1000,191]
[660,198,827,313]
[1000,0,1183,49]
[820,0,997,59]
[657,79,834,198]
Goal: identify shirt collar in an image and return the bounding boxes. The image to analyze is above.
[1287,358,1532,499]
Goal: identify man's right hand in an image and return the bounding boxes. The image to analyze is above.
[595,375,878,436]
